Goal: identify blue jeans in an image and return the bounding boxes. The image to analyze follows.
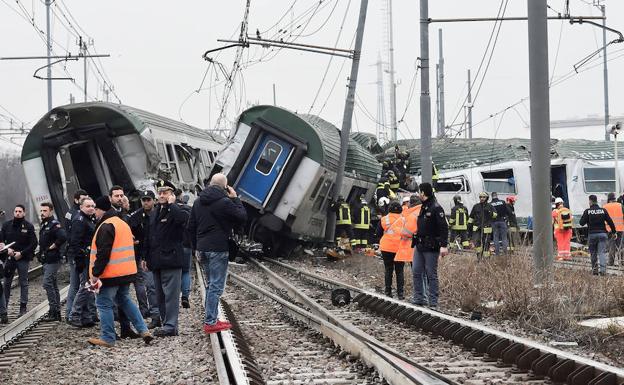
[65,259,81,319]
[43,263,61,313]
[492,221,509,255]
[142,269,160,319]
[589,232,608,274]
[199,251,229,325]
[153,268,182,334]
[95,284,147,344]
[4,258,29,305]
[412,249,439,307]
[181,248,192,298]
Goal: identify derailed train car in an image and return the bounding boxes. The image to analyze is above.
[21,102,223,219]
[211,105,381,253]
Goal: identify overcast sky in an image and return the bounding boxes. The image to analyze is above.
[1,0,623,151]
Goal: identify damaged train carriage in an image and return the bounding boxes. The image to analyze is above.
[21,102,223,219]
[211,105,381,254]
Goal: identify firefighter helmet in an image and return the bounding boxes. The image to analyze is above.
[478,191,489,199]
[506,195,517,204]
[453,195,462,204]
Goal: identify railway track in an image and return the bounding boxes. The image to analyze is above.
[229,257,624,385]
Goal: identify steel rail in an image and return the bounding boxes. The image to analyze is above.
[229,270,452,385]
[554,260,623,276]
[264,258,624,384]
[194,258,252,385]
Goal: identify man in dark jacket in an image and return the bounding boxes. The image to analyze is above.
[411,183,448,308]
[67,197,97,328]
[1,204,38,316]
[175,190,193,309]
[188,173,247,334]
[580,194,617,275]
[65,189,88,320]
[468,192,497,260]
[143,185,189,337]
[88,196,152,347]
[489,192,510,256]
[38,202,67,322]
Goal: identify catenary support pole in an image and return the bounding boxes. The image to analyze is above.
[527,0,553,283]
[602,4,610,142]
[272,83,276,106]
[325,0,368,243]
[420,0,432,183]
[45,0,52,111]
[438,28,445,138]
[467,69,473,138]
[387,0,397,142]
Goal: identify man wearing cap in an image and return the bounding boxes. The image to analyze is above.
[143,184,189,337]
[127,190,160,327]
[88,196,152,347]
[603,192,624,266]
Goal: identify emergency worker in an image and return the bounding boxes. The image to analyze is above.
[387,171,400,192]
[506,196,519,252]
[38,202,67,322]
[552,197,573,261]
[579,194,616,275]
[330,196,356,250]
[468,192,497,260]
[351,196,371,250]
[490,192,509,256]
[378,201,406,299]
[448,195,469,249]
[431,162,440,190]
[395,195,422,268]
[375,178,389,202]
[604,192,624,266]
[1,205,37,316]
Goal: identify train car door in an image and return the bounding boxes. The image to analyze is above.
[551,165,569,207]
[237,134,293,206]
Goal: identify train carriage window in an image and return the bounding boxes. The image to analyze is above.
[584,167,615,192]
[312,179,332,211]
[208,151,215,163]
[320,183,335,212]
[481,169,516,194]
[255,140,282,175]
[175,145,193,182]
[156,141,166,161]
[310,177,325,201]
[435,176,470,193]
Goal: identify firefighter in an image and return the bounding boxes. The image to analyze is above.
[552,197,573,261]
[468,192,497,260]
[387,171,400,193]
[374,178,390,203]
[330,196,356,250]
[603,192,624,266]
[431,162,440,191]
[351,195,371,251]
[448,195,469,250]
[506,196,519,252]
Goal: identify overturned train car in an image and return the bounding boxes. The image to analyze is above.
[211,105,381,253]
[21,102,223,220]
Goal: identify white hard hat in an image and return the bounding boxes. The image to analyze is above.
[378,197,390,206]
[402,196,410,204]
[554,197,564,204]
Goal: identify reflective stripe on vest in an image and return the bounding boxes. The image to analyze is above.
[354,206,370,229]
[337,203,352,225]
[380,213,404,253]
[89,216,137,279]
[604,202,624,231]
[451,207,468,230]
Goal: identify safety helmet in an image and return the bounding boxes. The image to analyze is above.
[378,197,390,207]
[554,197,564,205]
[387,170,395,176]
[453,195,462,204]
[402,196,410,204]
[506,195,517,204]
[478,191,489,199]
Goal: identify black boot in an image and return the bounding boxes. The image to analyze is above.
[42,310,61,322]
[181,296,190,309]
[18,303,27,317]
[0,313,8,324]
[120,327,141,339]
[148,318,162,329]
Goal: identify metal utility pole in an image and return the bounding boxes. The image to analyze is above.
[325,0,368,242]
[386,0,398,142]
[437,28,445,138]
[272,83,277,106]
[420,0,432,183]
[45,0,52,111]
[467,69,473,138]
[435,64,440,134]
[79,37,88,102]
[376,53,388,143]
[601,4,610,142]
[527,0,553,282]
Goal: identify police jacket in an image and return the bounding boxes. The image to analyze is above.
[1,218,37,261]
[66,210,95,270]
[188,186,247,253]
[490,198,509,222]
[38,217,67,264]
[127,208,152,261]
[176,201,192,249]
[468,202,497,231]
[506,204,518,228]
[412,197,448,252]
[579,204,616,235]
[145,202,189,270]
[64,202,80,231]
[91,209,136,287]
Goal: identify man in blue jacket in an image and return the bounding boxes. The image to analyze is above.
[188,173,247,334]
[143,184,189,337]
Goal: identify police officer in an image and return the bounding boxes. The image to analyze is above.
[351,195,371,251]
[411,183,448,308]
[448,195,469,249]
[330,196,356,250]
[468,192,497,261]
[38,202,67,322]
[490,192,510,256]
[1,204,37,316]
[65,189,89,321]
[67,197,97,328]
[580,194,616,275]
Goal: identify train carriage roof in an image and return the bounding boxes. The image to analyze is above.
[237,105,381,181]
[383,138,624,174]
[22,102,223,161]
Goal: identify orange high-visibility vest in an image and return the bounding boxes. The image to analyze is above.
[395,205,422,262]
[89,216,137,279]
[604,202,624,232]
[379,213,404,253]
